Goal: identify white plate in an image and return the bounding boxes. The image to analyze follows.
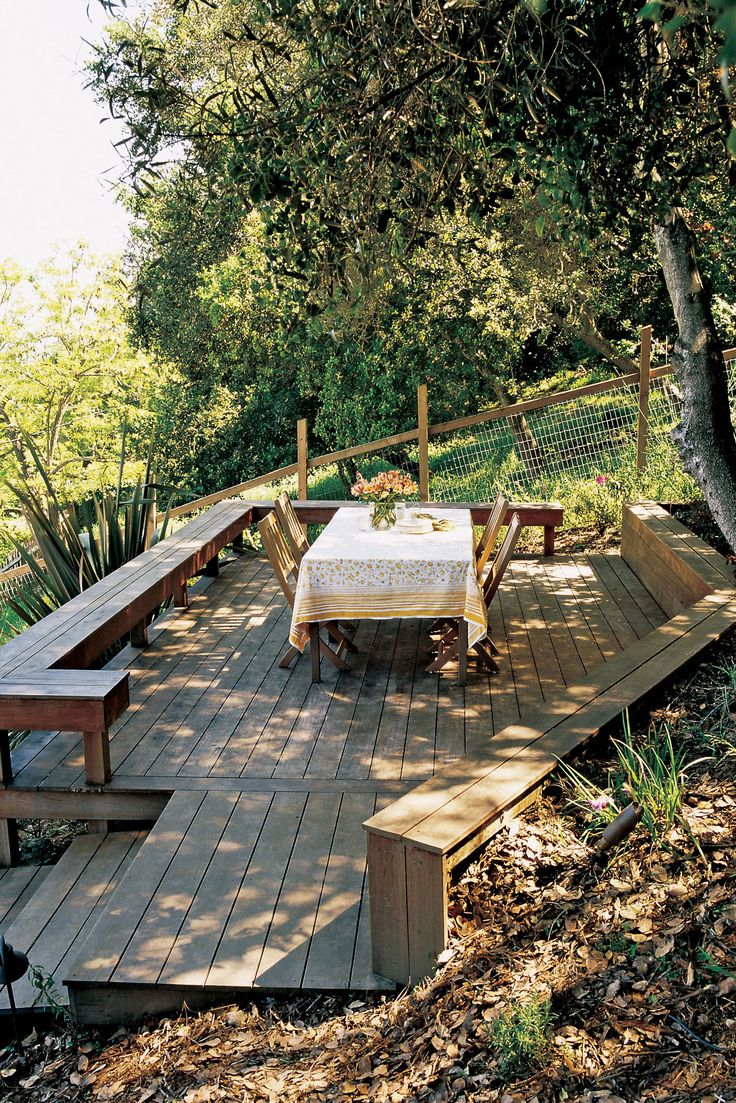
[396,519,434,535]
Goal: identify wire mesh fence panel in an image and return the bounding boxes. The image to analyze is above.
[430,387,642,502]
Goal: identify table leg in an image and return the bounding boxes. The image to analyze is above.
[458,620,468,686]
[309,623,321,683]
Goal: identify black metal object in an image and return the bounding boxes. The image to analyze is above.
[0,934,29,1052]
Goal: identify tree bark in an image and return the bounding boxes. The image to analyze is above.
[654,210,736,552]
[491,381,543,475]
[546,310,638,375]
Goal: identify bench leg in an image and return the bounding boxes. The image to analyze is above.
[544,524,555,557]
[87,820,110,834]
[232,533,244,552]
[367,832,410,984]
[406,846,448,980]
[174,583,189,608]
[205,554,220,577]
[130,619,149,648]
[84,730,112,786]
[0,730,19,867]
[0,817,19,867]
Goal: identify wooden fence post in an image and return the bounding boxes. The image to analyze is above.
[636,325,653,472]
[417,385,429,502]
[297,418,309,503]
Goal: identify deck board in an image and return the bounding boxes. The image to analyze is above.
[7,547,670,1015]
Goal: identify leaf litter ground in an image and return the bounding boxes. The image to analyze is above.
[3,639,736,1103]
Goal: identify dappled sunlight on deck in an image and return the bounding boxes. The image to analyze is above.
[17,508,724,1021]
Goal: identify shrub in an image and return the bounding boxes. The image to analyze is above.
[488,996,555,1077]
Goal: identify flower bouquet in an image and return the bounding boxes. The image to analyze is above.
[350,469,418,529]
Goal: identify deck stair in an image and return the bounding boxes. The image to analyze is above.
[63,789,393,1024]
[0,831,145,1012]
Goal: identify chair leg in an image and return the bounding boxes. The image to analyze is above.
[319,636,351,671]
[278,644,301,668]
[426,636,459,673]
[472,638,499,673]
[327,622,359,654]
[309,624,322,682]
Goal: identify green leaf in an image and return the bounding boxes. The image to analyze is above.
[638,2,662,20]
[535,215,545,237]
[728,128,736,160]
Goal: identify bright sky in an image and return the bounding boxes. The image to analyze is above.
[0,0,131,268]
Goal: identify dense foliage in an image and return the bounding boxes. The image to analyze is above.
[0,248,161,555]
[81,1,736,526]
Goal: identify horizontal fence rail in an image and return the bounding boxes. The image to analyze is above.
[157,336,736,522]
[3,337,736,591]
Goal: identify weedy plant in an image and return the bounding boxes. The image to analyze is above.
[28,964,71,1024]
[555,758,621,839]
[613,711,709,842]
[488,996,555,1077]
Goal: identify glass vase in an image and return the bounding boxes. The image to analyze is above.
[370,500,396,530]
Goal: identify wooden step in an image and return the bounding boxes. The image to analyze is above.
[65,789,394,1025]
[0,863,49,927]
[0,830,146,1010]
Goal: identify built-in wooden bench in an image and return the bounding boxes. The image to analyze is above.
[0,500,254,863]
[363,502,736,984]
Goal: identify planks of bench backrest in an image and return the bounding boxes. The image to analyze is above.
[621,502,735,616]
[0,500,251,677]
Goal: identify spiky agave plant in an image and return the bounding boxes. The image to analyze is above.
[5,430,174,631]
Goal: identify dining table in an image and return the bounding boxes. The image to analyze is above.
[288,505,488,684]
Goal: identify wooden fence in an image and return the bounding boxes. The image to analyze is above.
[3,331,736,587]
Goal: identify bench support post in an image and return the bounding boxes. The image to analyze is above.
[174,584,189,608]
[406,846,448,980]
[84,730,112,787]
[130,619,149,648]
[543,524,555,557]
[367,832,450,986]
[205,554,220,577]
[367,832,410,983]
[0,730,19,867]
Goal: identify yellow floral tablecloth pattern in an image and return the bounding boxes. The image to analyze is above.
[289,507,487,651]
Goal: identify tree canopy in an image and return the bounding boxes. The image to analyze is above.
[88,0,736,541]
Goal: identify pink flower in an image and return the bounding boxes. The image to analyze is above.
[589,794,611,811]
[595,475,608,486]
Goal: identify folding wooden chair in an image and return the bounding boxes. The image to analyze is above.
[427,513,523,680]
[475,492,510,578]
[274,491,309,563]
[257,512,354,682]
[273,492,356,633]
[429,492,508,638]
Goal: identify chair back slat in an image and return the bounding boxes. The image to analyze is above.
[258,512,298,607]
[475,493,509,579]
[483,513,522,606]
[274,492,309,561]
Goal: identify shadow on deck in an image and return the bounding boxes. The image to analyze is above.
[0,545,670,1022]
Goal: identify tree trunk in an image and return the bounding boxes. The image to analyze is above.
[491,381,543,476]
[654,210,736,552]
[546,310,638,375]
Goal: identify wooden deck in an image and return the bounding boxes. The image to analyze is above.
[0,546,669,1022]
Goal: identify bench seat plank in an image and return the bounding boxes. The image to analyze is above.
[0,671,129,733]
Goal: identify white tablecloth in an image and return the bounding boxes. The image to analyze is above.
[289,507,487,650]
